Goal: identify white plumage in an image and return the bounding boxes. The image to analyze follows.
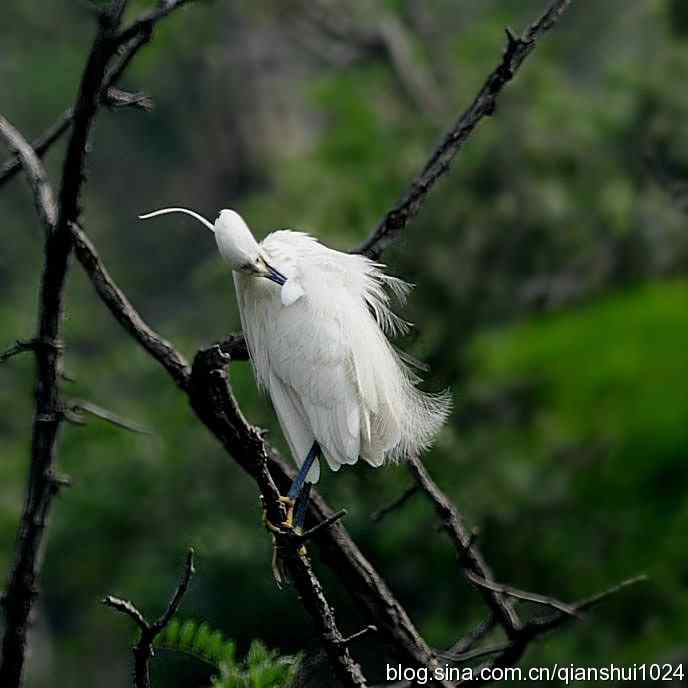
[140,207,451,485]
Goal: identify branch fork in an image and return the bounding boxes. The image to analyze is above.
[104,548,195,688]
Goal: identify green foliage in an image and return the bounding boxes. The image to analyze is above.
[154,619,299,688]
[212,639,299,688]
[156,618,236,667]
[466,279,688,666]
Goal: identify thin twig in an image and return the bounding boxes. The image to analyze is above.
[0,116,57,229]
[0,340,35,365]
[297,509,347,543]
[104,548,195,688]
[65,399,153,435]
[0,88,153,188]
[457,575,648,687]
[465,572,581,619]
[439,616,497,661]
[356,0,573,259]
[371,485,418,523]
[0,111,71,188]
[408,455,522,638]
[529,574,648,632]
[115,0,197,45]
[103,596,148,630]
[336,625,378,647]
[150,548,195,634]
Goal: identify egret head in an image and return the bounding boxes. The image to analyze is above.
[139,207,287,286]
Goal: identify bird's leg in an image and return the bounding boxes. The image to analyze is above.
[279,442,319,529]
[262,444,319,585]
[293,482,312,534]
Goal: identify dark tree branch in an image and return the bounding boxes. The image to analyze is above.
[407,456,522,638]
[0,112,72,189]
[338,625,378,647]
[0,116,58,229]
[104,548,195,688]
[371,485,418,523]
[297,508,347,543]
[0,1,201,684]
[441,616,497,661]
[115,0,198,45]
[189,346,368,687]
[70,223,191,390]
[0,89,153,189]
[464,572,580,619]
[217,333,250,361]
[0,340,37,365]
[0,9,128,674]
[281,551,368,687]
[64,399,153,435]
[356,0,573,259]
[458,575,647,686]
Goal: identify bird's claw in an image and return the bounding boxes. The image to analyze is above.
[260,496,307,587]
[278,495,295,530]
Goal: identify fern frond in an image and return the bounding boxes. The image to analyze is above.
[153,618,299,688]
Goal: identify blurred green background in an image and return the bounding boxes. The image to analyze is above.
[2,0,688,685]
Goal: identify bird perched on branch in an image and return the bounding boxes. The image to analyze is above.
[140,207,450,534]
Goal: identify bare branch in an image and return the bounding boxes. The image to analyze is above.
[70,223,191,391]
[190,345,368,687]
[0,110,72,188]
[65,399,153,435]
[115,0,198,45]
[103,595,149,631]
[408,456,522,638]
[356,0,573,259]
[0,340,35,365]
[281,550,368,687]
[217,333,250,361]
[150,548,195,634]
[104,548,195,688]
[0,4,135,683]
[0,116,57,229]
[440,616,497,661]
[454,576,648,687]
[105,87,154,111]
[464,572,581,619]
[296,508,347,543]
[0,89,154,190]
[337,625,378,647]
[528,574,648,633]
[371,485,418,523]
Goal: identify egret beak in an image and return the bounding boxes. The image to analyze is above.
[262,260,287,286]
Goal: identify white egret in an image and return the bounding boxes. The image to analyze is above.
[140,207,451,531]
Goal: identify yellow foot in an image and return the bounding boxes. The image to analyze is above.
[278,495,295,529]
[260,495,307,587]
